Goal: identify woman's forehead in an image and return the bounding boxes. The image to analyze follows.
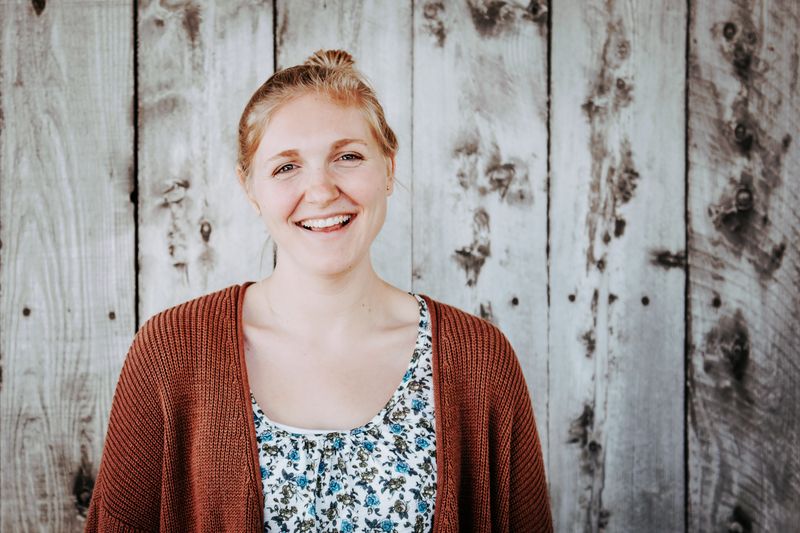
[257,98,378,158]
[271,94,367,130]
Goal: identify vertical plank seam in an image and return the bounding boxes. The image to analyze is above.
[272,0,278,70]
[545,0,553,483]
[133,0,141,331]
[410,0,415,292]
[683,0,691,531]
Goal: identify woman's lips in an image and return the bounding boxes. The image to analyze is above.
[296,213,356,233]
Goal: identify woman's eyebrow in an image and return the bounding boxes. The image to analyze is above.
[330,138,368,150]
[266,138,368,163]
[266,149,300,162]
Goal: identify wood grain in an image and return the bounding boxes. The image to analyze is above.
[137,0,274,320]
[412,0,550,463]
[0,1,134,530]
[274,0,413,290]
[549,1,687,531]
[687,0,800,530]
[2,1,798,531]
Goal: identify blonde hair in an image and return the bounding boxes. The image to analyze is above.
[237,49,398,184]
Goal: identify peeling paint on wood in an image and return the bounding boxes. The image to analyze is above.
[453,134,534,205]
[650,249,687,269]
[422,1,446,47]
[465,0,522,38]
[182,3,202,46]
[581,19,643,272]
[465,0,547,38]
[478,301,495,323]
[567,403,594,446]
[453,208,491,287]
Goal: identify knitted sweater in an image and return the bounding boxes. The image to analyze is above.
[85,281,552,532]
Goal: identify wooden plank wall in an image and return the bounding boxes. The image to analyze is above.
[137,0,274,315]
[0,1,135,531]
[687,1,799,531]
[549,2,686,531]
[412,0,549,459]
[0,1,797,532]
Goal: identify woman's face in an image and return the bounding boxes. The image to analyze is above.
[244,93,395,277]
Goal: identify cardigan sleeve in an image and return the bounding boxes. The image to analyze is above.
[496,335,553,533]
[85,321,164,532]
[508,371,552,533]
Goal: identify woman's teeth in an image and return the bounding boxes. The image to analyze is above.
[300,214,352,230]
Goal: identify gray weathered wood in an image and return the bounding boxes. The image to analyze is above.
[687,1,800,531]
[412,0,550,460]
[275,0,413,291]
[0,1,134,530]
[549,1,687,531]
[3,2,799,531]
[137,0,274,320]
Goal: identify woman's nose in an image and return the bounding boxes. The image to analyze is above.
[303,166,340,205]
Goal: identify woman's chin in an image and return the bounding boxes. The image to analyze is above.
[309,261,357,278]
[281,251,365,278]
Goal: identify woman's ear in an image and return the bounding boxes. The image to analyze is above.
[385,154,397,196]
[236,165,261,214]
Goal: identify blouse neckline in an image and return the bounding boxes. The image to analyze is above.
[245,288,428,438]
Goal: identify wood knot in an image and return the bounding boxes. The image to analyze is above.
[734,187,753,212]
[733,122,754,152]
[200,221,212,242]
[723,22,736,40]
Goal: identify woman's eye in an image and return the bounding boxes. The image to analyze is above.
[274,163,296,175]
[339,153,363,162]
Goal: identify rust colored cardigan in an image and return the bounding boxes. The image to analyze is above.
[85,281,552,532]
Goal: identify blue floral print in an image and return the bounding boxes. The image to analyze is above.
[250,294,436,532]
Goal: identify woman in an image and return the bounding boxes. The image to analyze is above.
[86,49,552,533]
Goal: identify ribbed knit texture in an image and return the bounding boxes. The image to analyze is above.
[85,282,552,532]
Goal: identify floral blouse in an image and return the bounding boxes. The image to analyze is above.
[250,293,437,533]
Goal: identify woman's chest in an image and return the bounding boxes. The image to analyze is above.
[244,322,421,431]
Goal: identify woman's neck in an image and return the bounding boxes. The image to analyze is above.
[256,258,394,339]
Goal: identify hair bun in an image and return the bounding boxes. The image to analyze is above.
[304,49,355,70]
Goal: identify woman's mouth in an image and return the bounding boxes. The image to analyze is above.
[296,214,356,233]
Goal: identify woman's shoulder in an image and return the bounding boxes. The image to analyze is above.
[420,294,532,414]
[418,293,515,351]
[422,294,522,385]
[130,283,242,360]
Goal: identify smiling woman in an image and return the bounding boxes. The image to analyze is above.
[84,49,552,533]
[241,92,392,278]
